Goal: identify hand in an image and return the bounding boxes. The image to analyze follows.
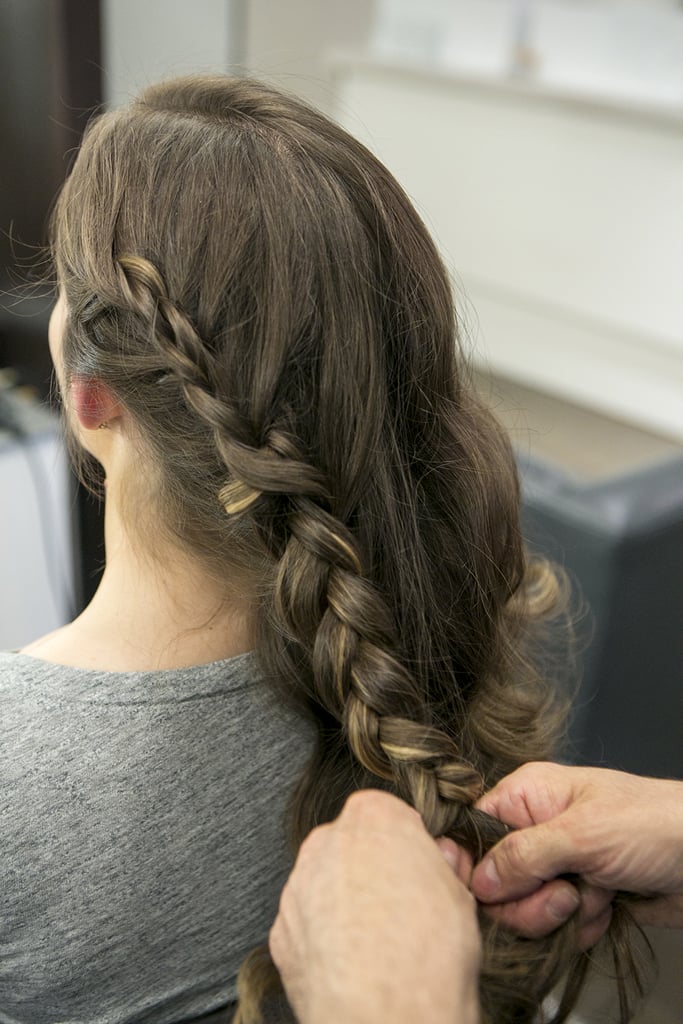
[471,762,683,939]
[270,790,481,1024]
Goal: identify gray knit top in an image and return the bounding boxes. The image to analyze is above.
[0,650,315,1024]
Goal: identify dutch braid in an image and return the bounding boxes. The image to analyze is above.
[277,493,490,836]
[229,442,641,1024]
[106,182,639,1024]
[216,430,586,1024]
[115,251,516,898]
[52,75,651,1024]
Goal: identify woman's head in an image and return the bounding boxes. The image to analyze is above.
[49,76,637,1024]
[52,76,478,585]
[51,75,530,712]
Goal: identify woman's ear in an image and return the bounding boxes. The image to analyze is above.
[69,377,122,431]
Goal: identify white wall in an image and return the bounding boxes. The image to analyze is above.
[245,0,374,112]
[102,0,374,113]
[333,59,683,441]
[372,1,683,108]
[102,0,236,108]
[100,2,683,440]
[0,424,74,649]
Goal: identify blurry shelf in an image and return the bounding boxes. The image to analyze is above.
[475,371,683,483]
[330,52,683,133]
[331,55,683,440]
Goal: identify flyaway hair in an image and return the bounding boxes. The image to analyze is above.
[51,75,649,1023]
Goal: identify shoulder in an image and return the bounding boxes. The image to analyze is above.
[19,626,66,656]
[16,625,95,670]
[0,649,44,681]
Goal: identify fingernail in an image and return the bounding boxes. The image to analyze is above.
[548,888,581,923]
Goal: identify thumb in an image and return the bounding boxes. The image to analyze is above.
[472,820,578,903]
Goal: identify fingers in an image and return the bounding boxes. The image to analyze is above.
[577,903,613,951]
[269,914,285,970]
[435,838,476,890]
[437,826,612,949]
[471,821,579,903]
[478,878,614,946]
[475,761,572,829]
[339,789,424,837]
[576,882,614,934]
[437,822,611,947]
[481,880,581,938]
[435,836,462,873]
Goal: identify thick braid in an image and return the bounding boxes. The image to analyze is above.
[113,256,494,845]
[211,431,595,1024]
[113,256,504,844]
[105,256,630,1024]
[310,538,644,1024]
[106,257,643,1024]
[272,487,503,849]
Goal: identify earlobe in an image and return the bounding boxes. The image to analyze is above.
[70,377,121,431]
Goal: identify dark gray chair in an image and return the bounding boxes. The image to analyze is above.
[520,449,683,779]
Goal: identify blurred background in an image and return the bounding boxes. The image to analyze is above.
[0,6,681,1016]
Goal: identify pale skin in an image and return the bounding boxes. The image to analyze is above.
[21,295,252,672]
[269,790,482,1024]
[271,768,682,1024]
[472,762,683,932]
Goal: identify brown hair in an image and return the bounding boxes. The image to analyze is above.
[51,75,644,1023]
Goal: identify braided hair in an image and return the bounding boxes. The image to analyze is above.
[51,75,645,1023]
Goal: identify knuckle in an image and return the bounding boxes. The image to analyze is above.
[343,788,384,815]
[497,829,535,880]
[297,821,333,862]
[342,788,417,827]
